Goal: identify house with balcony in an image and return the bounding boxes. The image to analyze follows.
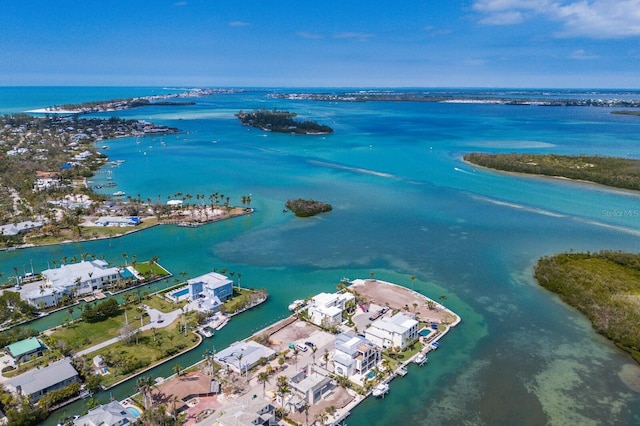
[27,260,121,307]
[187,272,234,313]
[307,291,355,328]
[5,337,46,364]
[332,332,379,378]
[364,311,419,350]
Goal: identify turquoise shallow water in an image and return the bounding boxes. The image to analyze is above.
[1,88,640,425]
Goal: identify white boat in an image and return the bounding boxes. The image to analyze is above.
[414,353,427,365]
[372,383,389,398]
[113,191,125,196]
[430,341,440,350]
[288,299,306,311]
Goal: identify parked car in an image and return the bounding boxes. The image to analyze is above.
[295,343,308,352]
[304,341,316,349]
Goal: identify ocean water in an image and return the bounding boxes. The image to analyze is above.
[1,87,640,425]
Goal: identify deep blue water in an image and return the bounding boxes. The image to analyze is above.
[1,87,640,425]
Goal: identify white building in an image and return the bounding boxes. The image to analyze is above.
[333,332,379,378]
[29,260,121,306]
[214,341,276,374]
[93,216,140,227]
[73,400,137,426]
[187,272,234,313]
[307,292,355,328]
[365,312,419,350]
[0,221,43,237]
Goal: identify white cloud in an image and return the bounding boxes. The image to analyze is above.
[569,49,600,59]
[228,21,250,27]
[174,1,187,6]
[423,26,453,36]
[297,31,323,39]
[333,32,375,41]
[472,0,640,38]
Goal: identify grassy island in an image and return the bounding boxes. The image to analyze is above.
[236,108,333,134]
[464,153,640,192]
[285,198,332,217]
[534,251,640,363]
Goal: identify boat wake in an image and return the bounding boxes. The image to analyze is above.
[470,195,566,218]
[308,160,401,181]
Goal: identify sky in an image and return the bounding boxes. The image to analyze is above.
[1,0,640,88]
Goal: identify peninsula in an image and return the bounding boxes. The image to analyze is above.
[236,109,333,134]
[535,251,640,363]
[464,153,640,192]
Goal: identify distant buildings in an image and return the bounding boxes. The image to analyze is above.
[93,216,140,227]
[365,311,419,350]
[5,358,80,403]
[27,260,121,307]
[0,221,43,237]
[188,272,234,313]
[306,291,355,327]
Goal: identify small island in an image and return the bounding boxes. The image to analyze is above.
[236,108,333,134]
[285,198,332,217]
[535,250,640,363]
[464,152,640,192]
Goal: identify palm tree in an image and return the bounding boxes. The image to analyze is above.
[258,371,270,397]
[276,375,290,410]
[122,252,128,267]
[173,363,182,377]
[410,275,416,290]
[136,375,155,410]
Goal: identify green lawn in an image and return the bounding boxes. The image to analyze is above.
[92,320,200,387]
[47,305,151,352]
[133,261,170,278]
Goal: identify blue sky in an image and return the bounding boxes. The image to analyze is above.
[2,0,639,88]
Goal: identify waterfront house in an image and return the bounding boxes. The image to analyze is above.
[288,367,333,409]
[73,400,137,426]
[0,220,43,237]
[365,312,419,350]
[332,332,379,378]
[307,291,355,328]
[93,216,140,227]
[212,398,277,426]
[5,337,46,364]
[214,341,276,374]
[33,259,121,303]
[25,285,66,308]
[187,272,234,313]
[6,357,80,402]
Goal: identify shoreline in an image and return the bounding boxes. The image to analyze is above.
[0,208,254,253]
[461,157,640,199]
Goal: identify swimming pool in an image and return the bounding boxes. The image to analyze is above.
[166,286,190,302]
[173,288,189,297]
[419,329,433,337]
[126,406,141,418]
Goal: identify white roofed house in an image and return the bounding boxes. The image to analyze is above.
[214,341,276,374]
[30,260,121,305]
[332,332,379,378]
[307,291,355,328]
[364,312,419,350]
[188,272,234,313]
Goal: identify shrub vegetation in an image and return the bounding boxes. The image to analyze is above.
[534,250,640,363]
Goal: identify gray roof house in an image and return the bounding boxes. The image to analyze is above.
[73,400,137,426]
[6,357,79,402]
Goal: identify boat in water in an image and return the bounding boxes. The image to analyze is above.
[288,299,306,311]
[414,352,427,365]
[430,341,440,350]
[113,191,125,196]
[372,383,389,398]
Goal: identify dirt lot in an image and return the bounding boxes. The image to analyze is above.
[349,278,452,324]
